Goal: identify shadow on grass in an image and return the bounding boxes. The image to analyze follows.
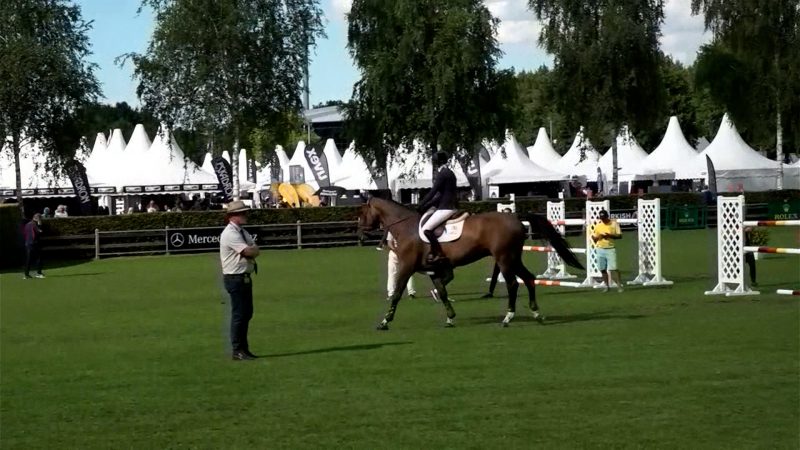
[263,341,412,358]
[462,310,647,326]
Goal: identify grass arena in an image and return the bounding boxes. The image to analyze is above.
[1,227,798,448]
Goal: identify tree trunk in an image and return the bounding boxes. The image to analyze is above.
[232,135,241,201]
[611,127,619,195]
[12,132,24,217]
[775,51,783,190]
[776,105,783,190]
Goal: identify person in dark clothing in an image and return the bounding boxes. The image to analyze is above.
[744,227,758,286]
[23,213,44,279]
[417,151,458,264]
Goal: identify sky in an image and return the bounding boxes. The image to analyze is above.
[79,0,711,108]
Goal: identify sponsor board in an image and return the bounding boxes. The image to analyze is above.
[167,227,260,251]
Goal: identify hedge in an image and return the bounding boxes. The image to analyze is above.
[0,204,23,268]
[42,190,800,237]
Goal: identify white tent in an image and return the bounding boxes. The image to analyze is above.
[236,148,256,191]
[556,128,600,178]
[695,137,710,152]
[676,114,781,191]
[483,132,567,185]
[334,142,379,190]
[201,152,213,173]
[322,139,344,181]
[782,159,800,189]
[141,126,217,186]
[0,140,106,192]
[598,126,648,178]
[527,127,563,171]
[387,141,470,193]
[287,141,322,190]
[117,124,153,189]
[623,116,698,179]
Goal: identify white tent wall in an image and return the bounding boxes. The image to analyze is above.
[84,132,109,183]
[201,152,213,173]
[387,141,469,198]
[784,161,800,189]
[118,124,152,189]
[483,132,567,185]
[676,114,781,191]
[89,128,126,187]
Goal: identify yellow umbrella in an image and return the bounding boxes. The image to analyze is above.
[278,183,300,207]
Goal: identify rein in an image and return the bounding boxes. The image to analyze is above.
[383,214,415,233]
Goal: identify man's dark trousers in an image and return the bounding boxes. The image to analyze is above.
[224,274,254,353]
[25,245,43,277]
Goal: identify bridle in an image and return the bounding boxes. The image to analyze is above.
[360,197,416,235]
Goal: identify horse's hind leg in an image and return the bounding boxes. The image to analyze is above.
[517,263,545,323]
[498,258,519,327]
[430,275,456,327]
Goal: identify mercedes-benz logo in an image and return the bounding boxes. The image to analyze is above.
[170,233,185,248]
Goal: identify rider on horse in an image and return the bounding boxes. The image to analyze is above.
[417,151,457,265]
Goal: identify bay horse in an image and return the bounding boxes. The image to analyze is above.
[358,197,584,329]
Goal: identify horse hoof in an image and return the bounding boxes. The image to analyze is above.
[536,315,546,324]
[501,321,509,328]
[444,322,455,328]
[376,323,389,331]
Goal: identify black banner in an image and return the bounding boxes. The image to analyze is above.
[247,158,257,183]
[303,144,330,187]
[705,155,717,194]
[212,156,234,202]
[65,160,93,215]
[167,227,260,252]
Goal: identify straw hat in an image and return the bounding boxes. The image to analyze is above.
[225,200,250,214]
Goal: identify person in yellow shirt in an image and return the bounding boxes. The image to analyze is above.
[592,209,623,292]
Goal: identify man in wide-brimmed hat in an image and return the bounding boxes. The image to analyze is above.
[219,200,260,360]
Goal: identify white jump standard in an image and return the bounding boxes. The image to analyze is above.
[706,195,800,297]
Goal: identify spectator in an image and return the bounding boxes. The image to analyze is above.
[592,209,623,292]
[701,185,715,206]
[744,227,758,287]
[23,214,45,279]
[380,231,416,300]
[42,207,52,218]
[147,201,159,213]
[54,205,68,218]
[190,196,203,211]
[126,207,135,214]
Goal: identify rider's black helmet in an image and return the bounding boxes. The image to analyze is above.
[433,151,449,166]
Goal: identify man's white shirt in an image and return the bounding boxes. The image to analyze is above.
[220,222,255,274]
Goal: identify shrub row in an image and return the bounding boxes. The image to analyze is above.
[0,204,23,268]
[42,190,799,237]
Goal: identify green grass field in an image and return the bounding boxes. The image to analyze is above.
[1,228,799,449]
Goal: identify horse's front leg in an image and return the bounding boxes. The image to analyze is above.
[377,263,414,331]
[430,274,456,327]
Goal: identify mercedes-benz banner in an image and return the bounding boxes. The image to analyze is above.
[167,227,261,252]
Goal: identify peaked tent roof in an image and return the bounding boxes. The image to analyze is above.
[126,124,151,156]
[622,116,698,177]
[555,128,600,178]
[287,141,323,190]
[675,114,780,190]
[527,127,563,171]
[598,126,648,175]
[201,152,213,173]
[387,141,470,191]
[483,132,567,184]
[335,142,379,190]
[322,139,344,181]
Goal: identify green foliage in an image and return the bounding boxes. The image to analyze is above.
[748,227,770,246]
[529,0,666,149]
[42,190,800,237]
[691,0,800,154]
[511,67,569,149]
[249,111,320,165]
[0,0,100,211]
[345,0,515,180]
[127,0,325,175]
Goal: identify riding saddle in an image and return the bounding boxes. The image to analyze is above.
[418,210,469,243]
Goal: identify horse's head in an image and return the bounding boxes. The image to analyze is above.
[357,198,380,232]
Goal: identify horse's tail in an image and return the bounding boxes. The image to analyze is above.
[522,213,584,271]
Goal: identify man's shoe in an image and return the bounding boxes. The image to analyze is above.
[408,293,416,299]
[23,275,31,280]
[34,274,45,279]
[232,351,255,361]
[481,293,494,299]
[243,350,259,359]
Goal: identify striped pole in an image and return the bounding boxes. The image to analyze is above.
[532,279,584,288]
[742,220,800,227]
[743,246,800,255]
[776,289,800,296]
[522,245,586,254]
[550,219,585,226]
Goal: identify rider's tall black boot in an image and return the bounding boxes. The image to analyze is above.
[424,230,445,264]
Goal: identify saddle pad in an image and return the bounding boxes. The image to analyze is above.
[418,210,466,243]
